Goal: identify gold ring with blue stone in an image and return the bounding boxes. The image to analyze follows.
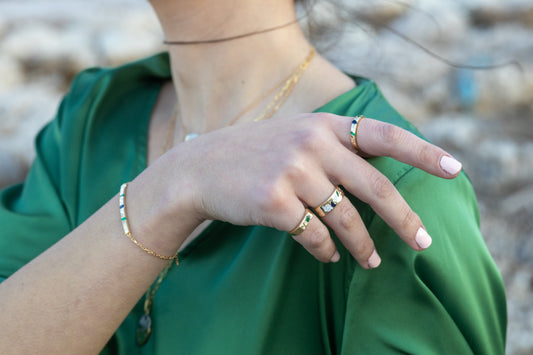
[289,209,314,236]
[314,187,344,217]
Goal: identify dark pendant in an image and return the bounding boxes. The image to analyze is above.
[136,313,152,346]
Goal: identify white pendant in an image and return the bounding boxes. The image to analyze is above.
[184,133,199,141]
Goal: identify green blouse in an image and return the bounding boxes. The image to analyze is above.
[0,53,506,354]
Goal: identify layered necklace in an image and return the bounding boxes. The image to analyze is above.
[136,46,315,346]
[178,47,316,141]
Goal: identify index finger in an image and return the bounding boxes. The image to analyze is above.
[327,115,463,179]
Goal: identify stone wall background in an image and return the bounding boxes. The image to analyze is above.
[0,0,532,353]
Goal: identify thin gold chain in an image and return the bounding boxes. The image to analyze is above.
[253,47,315,122]
[226,69,300,126]
[178,47,316,139]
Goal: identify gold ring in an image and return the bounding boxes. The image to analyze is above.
[350,115,365,153]
[314,187,344,217]
[289,209,314,236]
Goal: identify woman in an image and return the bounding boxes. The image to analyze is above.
[0,0,505,353]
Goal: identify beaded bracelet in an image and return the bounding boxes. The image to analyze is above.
[119,183,179,266]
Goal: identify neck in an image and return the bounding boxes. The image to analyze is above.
[150,0,313,134]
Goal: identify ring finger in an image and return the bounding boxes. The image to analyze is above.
[292,175,380,268]
[313,187,381,269]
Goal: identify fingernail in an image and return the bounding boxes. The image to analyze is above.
[367,250,381,269]
[330,251,340,263]
[415,228,432,249]
[440,156,462,176]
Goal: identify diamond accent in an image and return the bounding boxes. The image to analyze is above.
[321,204,334,213]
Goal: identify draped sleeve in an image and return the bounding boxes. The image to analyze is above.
[0,81,80,281]
[0,54,167,281]
[339,163,507,354]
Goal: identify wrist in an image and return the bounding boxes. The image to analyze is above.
[125,153,203,256]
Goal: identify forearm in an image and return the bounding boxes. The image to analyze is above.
[0,163,199,353]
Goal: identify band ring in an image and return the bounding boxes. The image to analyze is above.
[313,187,344,217]
[350,115,365,153]
[289,209,314,236]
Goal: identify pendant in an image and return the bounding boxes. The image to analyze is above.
[136,313,152,346]
[184,133,199,141]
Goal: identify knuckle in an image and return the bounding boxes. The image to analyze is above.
[281,154,307,183]
[315,112,338,124]
[255,182,288,215]
[354,238,373,257]
[415,142,435,166]
[377,122,404,147]
[369,172,395,199]
[292,121,330,153]
[336,203,360,231]
[400,208,421,234]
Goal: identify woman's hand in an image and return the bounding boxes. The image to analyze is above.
[162,113,461,269]
[0,112,461,353]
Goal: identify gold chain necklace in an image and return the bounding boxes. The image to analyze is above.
[136,47,315,346]
[180,47,316,141]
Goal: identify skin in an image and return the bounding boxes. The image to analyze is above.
[0,0,462,353]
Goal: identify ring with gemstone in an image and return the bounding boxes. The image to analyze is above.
[350,115,365,153]
[314,187,344,217]
[289,209,314,236]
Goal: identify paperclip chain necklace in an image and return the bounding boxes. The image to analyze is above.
[136,47,315,346]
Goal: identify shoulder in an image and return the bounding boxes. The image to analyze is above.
[58,52,171,124]
[32,53,172,221]
[50,52,171,161]
[70,51,171,88]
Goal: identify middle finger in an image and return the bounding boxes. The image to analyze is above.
[322,145,432,252]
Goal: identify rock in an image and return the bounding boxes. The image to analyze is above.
[0,12,8,38]
[0,81,62,170]
[507,265,533,355]
[0,150,26,188]
[470,4,533,27]
[96,25,163,66]
[419,115,481,147]
[475,64,532,114]
[0,54,24,92]
[95,9,163,65]
[1,22,97,77]
[389,1,469,44]
[352,0,412,28]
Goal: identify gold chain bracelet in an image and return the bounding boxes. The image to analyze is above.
[119,183,179,266]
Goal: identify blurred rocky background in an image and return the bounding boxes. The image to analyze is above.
[0,0,531,353]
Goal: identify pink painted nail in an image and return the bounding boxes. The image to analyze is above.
[367,250,381,269]
[330,251,340,263]
[415,228,432,249]
[440,156,462,176]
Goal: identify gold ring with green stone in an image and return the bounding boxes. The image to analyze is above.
[289,209,314,236]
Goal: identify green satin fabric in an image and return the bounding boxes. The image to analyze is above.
[0,53,506,354]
